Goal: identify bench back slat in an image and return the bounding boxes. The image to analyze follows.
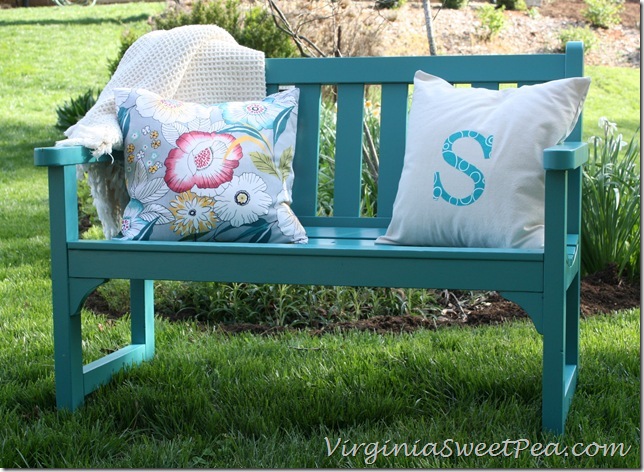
[564,42,585,142]
[266,43,584,224]
[471,82,500,90]
[377,83,410,218]
[334,83,365,217]
[290,83,322,217]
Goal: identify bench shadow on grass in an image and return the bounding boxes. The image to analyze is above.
[90,337,543,439]
[0,13,151,27]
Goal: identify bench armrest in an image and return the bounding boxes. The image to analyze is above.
[543,141,588,171]
[34,145,119,167]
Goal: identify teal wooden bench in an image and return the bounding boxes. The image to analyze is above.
[34,42,587,434]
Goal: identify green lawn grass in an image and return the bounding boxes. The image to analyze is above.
[584,65,640,139]
[0,310,640,467]
[0,3,640,467]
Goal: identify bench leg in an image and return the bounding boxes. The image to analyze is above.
[53,278,107,410]
[130,279,155,360]
[52,295,85,411]
[81,279,156,402]
[541,273,580,434]
[53,279,155,411]
[46,165,87,411]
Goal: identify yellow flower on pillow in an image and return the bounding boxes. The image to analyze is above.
[169,191,217,236]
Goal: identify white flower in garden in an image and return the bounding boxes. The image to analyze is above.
[598,116,617,136]
[214,173,272,227]
[587,136,602,146]
[616,133,628,150]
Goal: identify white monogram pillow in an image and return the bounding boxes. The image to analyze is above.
[377,71,590,249]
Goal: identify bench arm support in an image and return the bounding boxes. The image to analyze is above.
[543,141,588,171]
[541,140,585,433]
[34,145,121,167]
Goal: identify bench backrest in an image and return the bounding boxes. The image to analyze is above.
[265,42,584,228]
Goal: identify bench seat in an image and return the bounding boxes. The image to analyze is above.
[67,232,546,290]
[67,225,584,293]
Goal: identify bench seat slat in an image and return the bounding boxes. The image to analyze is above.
[67,244,543,292]
[298,216,390,228]
[68,235,543,260]
[305,226,385,239]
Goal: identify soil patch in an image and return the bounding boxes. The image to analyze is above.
[378,0,640,68]
[539,0,640,29]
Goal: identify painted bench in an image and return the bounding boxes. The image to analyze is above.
[34,42,588,434]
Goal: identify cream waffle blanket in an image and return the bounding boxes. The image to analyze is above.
[57,25,266,238]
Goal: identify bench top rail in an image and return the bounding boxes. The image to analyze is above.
[265,46,581,85]
[265,43,584,221]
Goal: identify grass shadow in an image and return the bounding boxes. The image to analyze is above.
[0,13,151,27]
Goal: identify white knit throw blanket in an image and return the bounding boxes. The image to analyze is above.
[56,25,266,238]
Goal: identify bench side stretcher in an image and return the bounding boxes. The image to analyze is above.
[34,42,587,435]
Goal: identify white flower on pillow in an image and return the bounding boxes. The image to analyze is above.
[270,90,298,109]
[164,131,243,193]
[221,100,285,130]
[214,173,272,227]
[276,191,307,243]
[169,191,217,236]
[120,199,148,239]
[135,90,210,124]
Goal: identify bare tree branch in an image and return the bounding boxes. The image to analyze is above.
[267,0,327,57]
[423,0,438,55]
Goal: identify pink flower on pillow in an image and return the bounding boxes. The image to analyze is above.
[164,131,243,193]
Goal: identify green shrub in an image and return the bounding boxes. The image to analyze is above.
[154,0,240,34]
[476,4,506,41]
[152,0,297,58]
[107,28,143,76]
[55,88,99,132]
[442,0,468,9]
[374,0,406,9]
[583,0,624,28]
[582,118,640,279]
[236,7,298,59]
[558,26,598,53]
[495,0,526,11]
[526,6,540,19]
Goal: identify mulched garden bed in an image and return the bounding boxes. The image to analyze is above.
[84,264,640,335]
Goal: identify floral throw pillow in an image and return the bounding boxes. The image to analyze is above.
[113,88,307,244]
